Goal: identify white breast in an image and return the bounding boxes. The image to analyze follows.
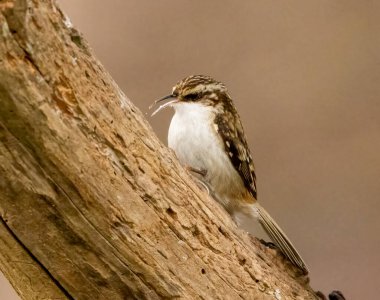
[168,102,246,211]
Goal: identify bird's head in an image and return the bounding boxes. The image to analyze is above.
[150,75,228,116]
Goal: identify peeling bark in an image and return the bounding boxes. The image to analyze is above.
[0,0,319,299]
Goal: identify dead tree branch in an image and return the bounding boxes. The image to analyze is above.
[0,1,318,299]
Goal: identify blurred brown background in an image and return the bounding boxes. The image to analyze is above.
[1,0,379,299]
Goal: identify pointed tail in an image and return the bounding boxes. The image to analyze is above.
[253,203,308,274]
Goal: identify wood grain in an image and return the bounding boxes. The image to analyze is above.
[0,0,318,299]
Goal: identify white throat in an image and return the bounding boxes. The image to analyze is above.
[168,102,216,164]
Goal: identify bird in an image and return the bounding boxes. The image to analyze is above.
[150,75,308,273]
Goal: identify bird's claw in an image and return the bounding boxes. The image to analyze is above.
[185,166,208,177]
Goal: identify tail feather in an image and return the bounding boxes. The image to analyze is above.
[253,203,308,274]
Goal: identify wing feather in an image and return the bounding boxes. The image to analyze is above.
[214,99,257,199]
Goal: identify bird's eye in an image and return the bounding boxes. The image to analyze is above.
[183,93,199,101]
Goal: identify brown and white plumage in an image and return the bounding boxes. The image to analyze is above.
[151,75,308,273]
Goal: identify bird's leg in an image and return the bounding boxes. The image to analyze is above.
[259,239,278,249]
[184,165,210,195]
[184,165,208,177]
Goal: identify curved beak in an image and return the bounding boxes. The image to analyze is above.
[149,94,178,116]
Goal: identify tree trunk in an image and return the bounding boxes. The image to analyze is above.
[0,1,318,299]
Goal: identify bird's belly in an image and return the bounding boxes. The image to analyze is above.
[168,107,246,209]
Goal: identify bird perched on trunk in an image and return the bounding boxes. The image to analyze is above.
[150,75,308,273]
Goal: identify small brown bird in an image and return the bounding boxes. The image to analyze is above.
[151,75,308,273]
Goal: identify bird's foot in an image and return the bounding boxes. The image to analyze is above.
[259,239,277,249]
[183,166,211,195]
[185,165,208,177]
[193,178,211,195]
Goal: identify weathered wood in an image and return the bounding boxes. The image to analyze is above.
[0,0,318,299]
[0,216,68,299]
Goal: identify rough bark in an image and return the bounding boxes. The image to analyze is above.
[0,0,318,299]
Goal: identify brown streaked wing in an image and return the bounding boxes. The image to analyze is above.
[213,99,257,199]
